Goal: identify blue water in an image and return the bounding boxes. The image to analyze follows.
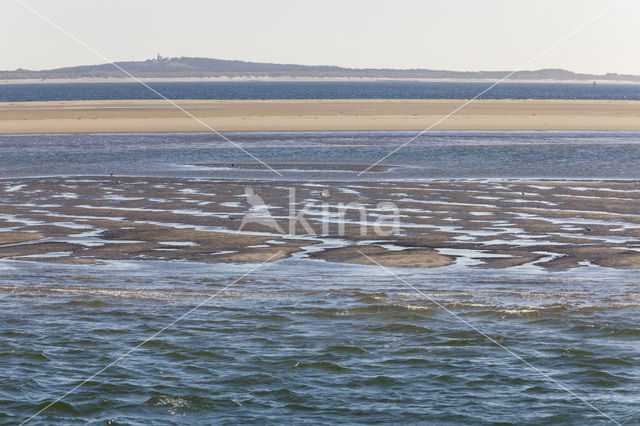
[2,131,640,180]
[2,81,640,102]
[1,131,640,424]
[2,259,639,424]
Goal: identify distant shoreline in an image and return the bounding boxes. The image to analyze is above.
[2,99,640,134]
[3,76,640,85]
[4,56,640,86]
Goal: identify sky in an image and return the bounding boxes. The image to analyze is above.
[2,0,639,75]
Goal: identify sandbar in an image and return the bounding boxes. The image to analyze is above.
[1,99,640,134]
[3,177,640,269]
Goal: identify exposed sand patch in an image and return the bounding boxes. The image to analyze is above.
[595,253,640,268]
[3,99,640,134]
[80,242,159,259]
[0,242,81,258]
[476,255,544,269]
[0,231,45,245]
[313,245,454,268]
[214,246,301,263]
[101,225,266,246]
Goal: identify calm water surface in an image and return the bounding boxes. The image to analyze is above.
[1,131,640,180]
[2,81,640,102]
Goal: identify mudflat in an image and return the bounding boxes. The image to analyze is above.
[2,176,640,269]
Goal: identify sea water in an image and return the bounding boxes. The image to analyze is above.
[1,130,639,424]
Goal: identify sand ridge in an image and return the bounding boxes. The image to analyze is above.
[1,99,640,133]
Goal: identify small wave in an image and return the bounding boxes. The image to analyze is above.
[253,313,292,322]
[381,357,432,366]
[336,304,436,317]
[367,323,431,334]
[248,336,277,345]
[164,351,190,361]
[146,393,223,411]
[61,299,112,308]
[553,348,595,357]
[466,308,541,319]
[347,375,402,387]
[324,345,368,354]
[588,356,636,367]
[150,395,190,410]
[189,350,235,361]
[30,400,78,415]
[574,369,629,386]
[220,373,275,386]
[295,361,348,372]
[1,351,50,362]
[356,294,391,304]
[524,385,553,394]
[253,388,299,401]
[283,403,316,411]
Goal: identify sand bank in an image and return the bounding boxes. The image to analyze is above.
[3,177,640,269]
[1,99,640,134]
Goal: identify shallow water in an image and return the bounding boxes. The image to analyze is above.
[2,131,640,180]
[1,259,639,424]
[1,131,640,424]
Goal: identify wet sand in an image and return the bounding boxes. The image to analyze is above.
[2,176,640,269]
[2,99,640,133]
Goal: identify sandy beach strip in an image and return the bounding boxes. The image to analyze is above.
[0,99,639,134]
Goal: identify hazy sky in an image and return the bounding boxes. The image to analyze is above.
[2,0,638,74]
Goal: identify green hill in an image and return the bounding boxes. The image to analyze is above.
[2,56,639,82]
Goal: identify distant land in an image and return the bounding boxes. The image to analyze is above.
[2,56,640,83]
